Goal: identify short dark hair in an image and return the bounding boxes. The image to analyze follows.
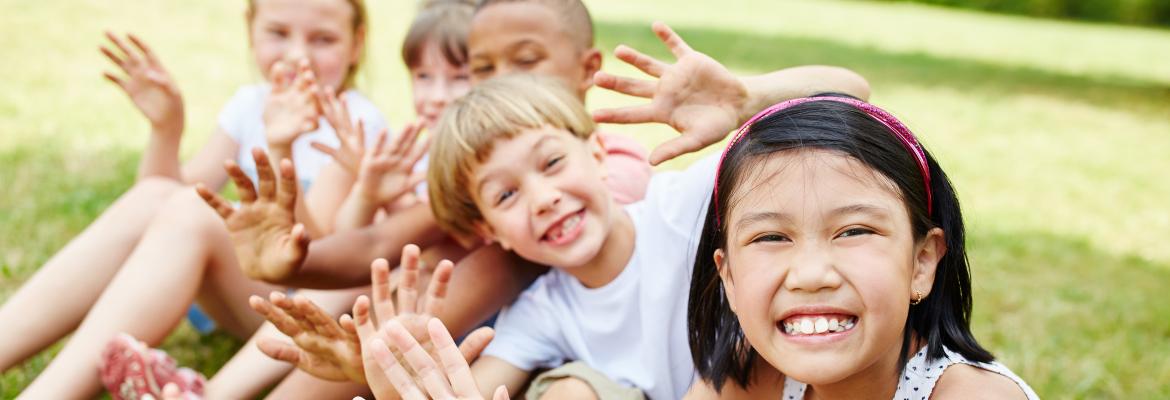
[475,0,594,48]
[687,94,994,392]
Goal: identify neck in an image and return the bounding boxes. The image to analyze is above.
[566,199,634,288]
[804,340,914,400]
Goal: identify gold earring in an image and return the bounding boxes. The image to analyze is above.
[911,290,925,306]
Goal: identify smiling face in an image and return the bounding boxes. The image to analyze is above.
[717,149,943,386]
[410,40,471,131]
[468,2,600,99]
[471,126,614,269]
[248,0,363,90]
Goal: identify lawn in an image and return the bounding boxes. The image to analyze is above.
[2,0,1169,398]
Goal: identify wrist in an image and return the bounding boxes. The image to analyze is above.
[737,75,767,125]
[151,119,184,137]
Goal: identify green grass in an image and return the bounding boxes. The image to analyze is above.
[2,0,1169,398]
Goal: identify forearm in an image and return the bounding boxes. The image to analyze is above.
[333,188,380,232]
[280,203,447,289]
[137,126,183,181]
[739,65,871,123]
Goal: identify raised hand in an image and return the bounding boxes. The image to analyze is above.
[354,245,494,399]
[355,122,429,209]
[100,32,184,134]
[248,291,365,383]
[196,148,308,282]
[265,59,322,151]
[592,22,748,165]
[312,87,366,176]
[371,318,508,400]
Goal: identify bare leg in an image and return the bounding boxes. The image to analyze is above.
[206,288,366,399]
[0,177,182,371]
[16,190,277,399]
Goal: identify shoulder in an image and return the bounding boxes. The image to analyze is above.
[933,363,1029,400]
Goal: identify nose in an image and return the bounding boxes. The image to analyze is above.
[528,176,562,216]
[783,240,844,293]
[283,38,309,63]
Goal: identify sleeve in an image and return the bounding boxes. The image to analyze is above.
[647,153,719,235]
[480,278,566,372]
[217,86,260,142]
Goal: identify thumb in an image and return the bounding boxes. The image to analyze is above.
[457,327,495,363]
[493,385,510,400]
[256,338,304,365]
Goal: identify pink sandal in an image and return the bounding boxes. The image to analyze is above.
[99,333,206,400]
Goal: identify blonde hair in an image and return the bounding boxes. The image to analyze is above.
[428,74,595,243]
[247,0,368,90]
[402,0,476,69]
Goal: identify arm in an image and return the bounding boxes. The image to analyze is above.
[333,121,428,232]
[100,32,186,181]
[593,22,870,165]
[263,59,327,238]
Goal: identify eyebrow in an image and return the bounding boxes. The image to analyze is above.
[734,204,891,231]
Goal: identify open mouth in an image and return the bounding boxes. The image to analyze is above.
[779,314,858,336]
[541,209,585,246]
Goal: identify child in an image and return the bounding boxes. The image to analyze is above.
[1,0,383,398]
[685,97,1040,399]
[231,21,871,399]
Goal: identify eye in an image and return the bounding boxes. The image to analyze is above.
[837,227,875,239]
[495,188,516,206]
[414,72,431,80]
[471,64,494,77]
[311,35,338,45]
[543,155,564,171]
[750,233,790,244]
[453,73,470,81]
[267,27,288,38]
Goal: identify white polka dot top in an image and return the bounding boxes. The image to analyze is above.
[781,345,1040,400]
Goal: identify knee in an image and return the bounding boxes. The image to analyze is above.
[538,377,599,400]
[151,189,222,233]
[130,176,182,199]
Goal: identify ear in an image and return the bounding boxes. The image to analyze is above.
[911,227,946,300]
[587,134,608,179]
[472,221,507,250]
[715,248,737,313]
[350,25,367,66]
[578,47,603,94]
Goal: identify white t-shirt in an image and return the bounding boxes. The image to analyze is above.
[482,154,719,400]
[217,84,387,190]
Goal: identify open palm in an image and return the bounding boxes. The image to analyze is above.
[100,32,183,133]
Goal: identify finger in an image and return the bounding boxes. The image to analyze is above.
[252,148,277,200]
[276,158,299,209]
[224,160,258,203]
[368,337,427,400]
[653,21,694,59]
[422,260,453,317]
[270,61,292,90]
[648,134,708,166]
[294,295,345,339]
[493,386,510,400]
[591,104,660,125]
[126,33,160,65]
[370,258,396,325]
[405,171,427,192]
[195,184,235,219]
[99,47,129,73]
[310,141,340,159]
[354,118,366,149]
[105,32,139,65]
[368,127,388,159]
[250,295,302,336]
[338,314,360,343]
[352,295,378,340]
[614,44,667,78]
[296,68,317,92]
[427,318,478,397]
[593,71,655,99]
[272,291,317,336]
[289,223,309,262]
[387,320,453,399]
[457,327,495,363]
[256,337,305,365]
[397,244,421,316]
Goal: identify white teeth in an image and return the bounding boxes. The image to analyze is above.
[546,213,581,242]
[782,316,857,336]
[800,319,814,334]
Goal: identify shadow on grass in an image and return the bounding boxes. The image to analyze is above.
[597,21,1170,116]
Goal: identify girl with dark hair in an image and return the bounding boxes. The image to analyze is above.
[686,96,1040,399]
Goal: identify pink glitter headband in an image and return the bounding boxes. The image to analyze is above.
[714,96,933,226]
